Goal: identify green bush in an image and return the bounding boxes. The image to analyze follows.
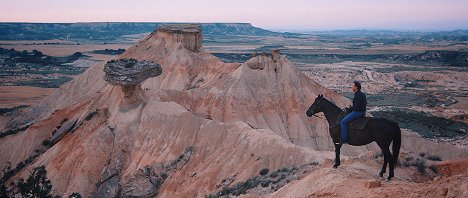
[16,166,54,198]
[427,155,442,161]
[259,168,269,176]
[1,165,81,198]
[415,160,426,174]
[429,165,438,173]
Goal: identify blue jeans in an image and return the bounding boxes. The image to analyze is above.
[340,111,365,142]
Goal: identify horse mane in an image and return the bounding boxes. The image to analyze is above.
[321,97,341,111]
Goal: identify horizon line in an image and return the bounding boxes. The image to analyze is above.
[1,21,467,32]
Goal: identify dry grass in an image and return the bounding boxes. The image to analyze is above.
[0,86,55,108]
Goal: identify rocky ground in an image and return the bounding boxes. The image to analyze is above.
[204,148,467,198]
[267,154,467,198]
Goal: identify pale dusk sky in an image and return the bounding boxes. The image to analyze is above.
[1,0,467,31]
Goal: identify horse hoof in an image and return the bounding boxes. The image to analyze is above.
[379,173,384,177]
[387,176,393,181]
[332,165,338,169]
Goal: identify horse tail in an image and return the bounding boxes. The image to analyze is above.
[392,122,401,167]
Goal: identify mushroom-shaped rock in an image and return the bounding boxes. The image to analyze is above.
[104,58,162,110]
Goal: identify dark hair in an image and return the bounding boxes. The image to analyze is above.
[353,81,361,90]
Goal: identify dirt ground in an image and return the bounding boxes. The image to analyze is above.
[0,86,55,108]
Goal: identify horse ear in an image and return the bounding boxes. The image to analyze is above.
[319,94,323,98]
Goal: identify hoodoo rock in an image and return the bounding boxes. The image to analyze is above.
[103,58,162,110]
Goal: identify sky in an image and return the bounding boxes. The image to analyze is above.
[1,0,468,31]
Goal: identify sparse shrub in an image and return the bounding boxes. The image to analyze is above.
[291,166,298,171]
[0,182,9,198]
[69,192,82,198]
[85,109,99,121]
[429,165,438,173]
[242,179,252,189]
[259,168,269,176]
[124,62,135,68]
[219,187,231,196]
[415,159,426,174]
[270,171,279,178]
[1,162,13,197]
[16,166,54,198]
[260,180,270,187]
[42,140,50,147]
[160,173,168,179]
[279,174,286,181]
[177,154,184,161]
[427,155,442,161]
[309,162,319,166]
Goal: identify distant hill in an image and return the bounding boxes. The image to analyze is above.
[0,22,282,41]
[297,29,468,43]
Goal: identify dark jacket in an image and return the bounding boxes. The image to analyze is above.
[352,90,367,112]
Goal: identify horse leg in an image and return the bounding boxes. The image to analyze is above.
[382,147,394,180]
[333,143,342,168]
[388,152,395,180]
[379,154,388,177]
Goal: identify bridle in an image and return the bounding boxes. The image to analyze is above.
[309,99,325,120]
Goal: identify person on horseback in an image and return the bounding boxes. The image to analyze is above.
[340,81,367,144]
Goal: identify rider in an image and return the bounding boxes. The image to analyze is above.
[340,81,367,144]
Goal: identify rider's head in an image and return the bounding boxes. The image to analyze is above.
[352,81,361,92]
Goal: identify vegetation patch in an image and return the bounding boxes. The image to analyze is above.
[92,48,125,55]
[0,123,32,139]
[0,105,29,116]
[207,162,319,197]
[371,109,468,138]
[85,109,100,121]
[1,165,81,198]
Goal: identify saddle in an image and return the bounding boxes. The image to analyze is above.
[337,109,371,130]
[330,109,373,145]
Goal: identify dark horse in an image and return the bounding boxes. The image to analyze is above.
[306,94,401,180]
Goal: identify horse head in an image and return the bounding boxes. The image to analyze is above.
[306,94,325,117]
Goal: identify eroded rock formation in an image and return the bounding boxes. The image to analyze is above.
[156,24,202,52]
[103,58,162,110]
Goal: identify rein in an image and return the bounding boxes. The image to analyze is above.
[313,114,325,120]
